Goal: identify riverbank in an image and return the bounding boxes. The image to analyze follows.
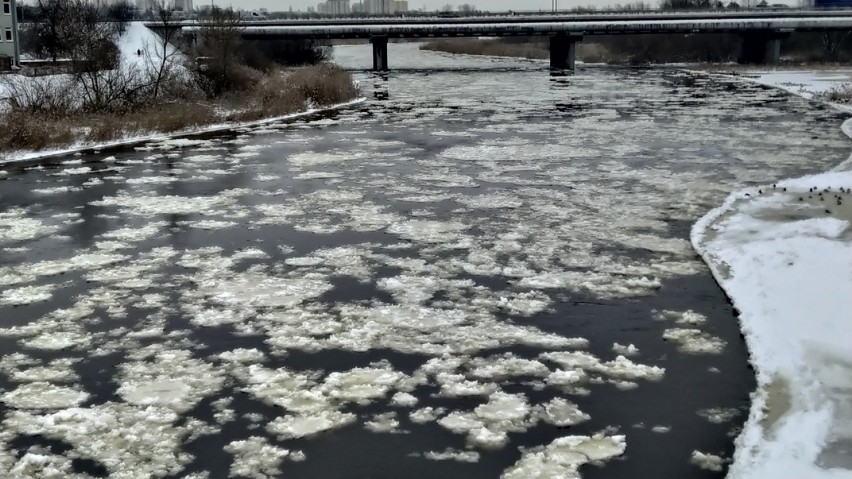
[692,70,852,478]
[0,64,361,164]
[0,97,366,166]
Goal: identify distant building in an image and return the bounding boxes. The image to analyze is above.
[364,0,390,14]
[0,0,19,70]
[172,0,192,11]
[135,0,193,13]
[317,0,350,15]
[359,0,407,14]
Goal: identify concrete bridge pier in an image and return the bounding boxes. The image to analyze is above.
[550,34,582,71]
[371,36,389,72]
[739,30,788,65]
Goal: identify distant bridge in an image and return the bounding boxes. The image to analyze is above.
[151,10,852,71]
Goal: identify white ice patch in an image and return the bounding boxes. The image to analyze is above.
[2,382,89,410]
[541,351,665,383]
[224,436,303,479]
[390,392,419,407]
[663,328,726,354]
[690,451,726,472]
[387,220,470,244]
[267,411,357,440]
[410,407,446,424]
[537,398,590,427]
[206,273,332,309]
[422,448,481,463]
[0,285,54,306]
[91,193,237,217]
[0,209,60,243]
[501,434,627,479]
[364,412,405,434]
[438,391,534,449]
[612,343,640,356]
[117,349,224,413]
[3,403,194,478]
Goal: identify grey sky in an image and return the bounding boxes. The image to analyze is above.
[227,0,795,12]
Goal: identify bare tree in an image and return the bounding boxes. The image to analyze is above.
[34,0,67,62]
[194,7,245,97]
[146,0,185,100]
[822,31,850,61]
[106,1,135,35]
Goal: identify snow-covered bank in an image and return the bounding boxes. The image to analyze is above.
[0,98,365,166]
[693,71,852,479]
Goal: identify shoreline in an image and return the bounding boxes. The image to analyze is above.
[691,71,852,478]
[0,98,366,167]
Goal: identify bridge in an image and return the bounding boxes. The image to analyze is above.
[158,10,852,71]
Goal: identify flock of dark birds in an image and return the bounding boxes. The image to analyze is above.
[744,184,849,215]
[799,186,847,215]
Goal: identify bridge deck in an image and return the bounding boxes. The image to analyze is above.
[178,17,852,40]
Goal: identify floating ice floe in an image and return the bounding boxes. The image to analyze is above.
[422,448,481,463]
[501,434,627,479]
[690,450,726,472]
[2,382,89,410]
[224,436,304,479]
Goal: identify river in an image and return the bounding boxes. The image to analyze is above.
[0,43,848,479]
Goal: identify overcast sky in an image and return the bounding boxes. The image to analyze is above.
[224,0,796,12]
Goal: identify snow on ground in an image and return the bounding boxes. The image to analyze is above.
[117,21,185,72]
[745,70,852,101]
[693,71,852,479]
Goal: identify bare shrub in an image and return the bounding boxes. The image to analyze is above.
[287,64,360,106]
[229,72,303,122]
[0,75,75,117]
[76,66,149,113]
[820,84,852,104]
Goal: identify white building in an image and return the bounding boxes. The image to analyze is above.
[364,0,389,14]
[173,0,192,12]
[135,0,192,13]
[361,0,406,14]
[0,0,19,70]
[317,0,350,15]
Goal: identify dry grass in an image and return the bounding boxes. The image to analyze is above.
[419,39,616,64]
[288,64,360,106]
[0,64,359,154]
[0,110,77,151]
[819,83,852,104]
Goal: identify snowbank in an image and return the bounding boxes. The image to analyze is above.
[747,70,852,101]
[693,71,852,479]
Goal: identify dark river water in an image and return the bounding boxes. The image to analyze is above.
[0,44,849,479]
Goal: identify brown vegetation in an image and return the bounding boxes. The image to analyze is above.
[0,64,359,153]
[819,84,852,104]
[0,2,360,156]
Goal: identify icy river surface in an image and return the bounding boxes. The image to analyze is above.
[0,44,849,479]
